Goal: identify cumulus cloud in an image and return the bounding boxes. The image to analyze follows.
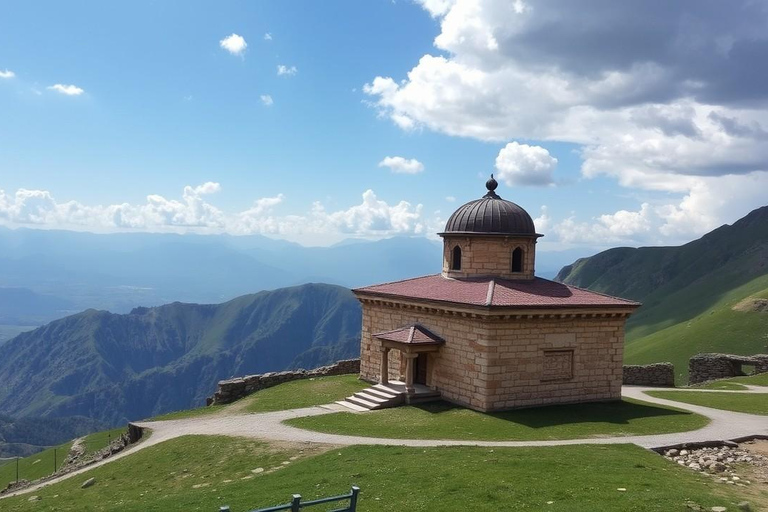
[364,0,768,244]
[378,156,425,174]
[219,33,247,56]
[264,33,273,41]
[0,184,429,240]
[47,84,84,96]
[260,94,273,106]
[495,142,556,186]
[277,65,297,76]
[0,69,14,79]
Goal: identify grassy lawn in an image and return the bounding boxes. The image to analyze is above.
[646,390,768,415]
[0,435,746,511]
[286,398,708,441]
[148,405,225,422]
[82,428,129,455]
[148,375,367,421]
[690,372,768,390]
[625,278,768,384]
[0,441,71,490]
[242,375,368,413]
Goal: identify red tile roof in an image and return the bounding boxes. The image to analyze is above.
[354,274,640,309]
[374,324,445,345]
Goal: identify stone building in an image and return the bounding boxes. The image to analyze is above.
[352,176,641,412]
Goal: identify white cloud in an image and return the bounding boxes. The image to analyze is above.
[260,94,273,106]
[378,156,425,174]
[219,33,247,56]
[445,196,456,202]
[0,69,15,79]
[495,142,556,186]
[264,33,273,41]
[47,84,84,96]
[0,184,430,241]
[363,0,768,246]
[277,65,297,76]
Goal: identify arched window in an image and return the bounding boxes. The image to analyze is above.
[451,245,462,270]
[512,247,523,273]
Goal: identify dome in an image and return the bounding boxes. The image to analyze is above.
[440,175,540,237]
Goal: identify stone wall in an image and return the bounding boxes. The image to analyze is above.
[441,235,537,280]
[210,358,361,405]
[360,298,632,412]
[622,363,675,387]
[688,353,768,385]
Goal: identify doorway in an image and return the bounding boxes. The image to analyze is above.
[413,353,428,385]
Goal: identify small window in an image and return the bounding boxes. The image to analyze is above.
[451,245,462,270]
[512,247,523,272]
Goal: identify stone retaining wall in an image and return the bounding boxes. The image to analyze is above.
[209,358,361,405]
[622,363,675,387]
[688,353,768,385]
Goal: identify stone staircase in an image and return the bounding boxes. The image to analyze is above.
[336,384,405,412]
[336,381,441,412]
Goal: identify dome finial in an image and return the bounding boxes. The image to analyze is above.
[484,174,500,198]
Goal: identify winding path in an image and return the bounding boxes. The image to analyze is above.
[3,385,768,499]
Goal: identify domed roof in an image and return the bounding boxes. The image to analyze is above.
[440,175,540,237]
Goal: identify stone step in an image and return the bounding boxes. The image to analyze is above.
[373,384,407,396]
[365,387,401,400]
[353,391,390,404]
[335,400,369,412]
[346,395,380,410]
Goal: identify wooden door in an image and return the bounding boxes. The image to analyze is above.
[414,353,428,385]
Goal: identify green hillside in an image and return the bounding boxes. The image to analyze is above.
[556,206,768,380]
[0,283,361,425]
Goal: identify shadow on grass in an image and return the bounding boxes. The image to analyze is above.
[410,399,694,428]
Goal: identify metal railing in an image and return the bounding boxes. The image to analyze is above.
[220,486,360,512]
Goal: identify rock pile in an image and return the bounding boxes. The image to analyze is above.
[663,444,766,485]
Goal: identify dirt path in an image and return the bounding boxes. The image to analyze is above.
[3,386,768,499]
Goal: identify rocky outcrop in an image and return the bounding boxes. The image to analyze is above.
[622,363,675,387]
[210,359,361,405]
[688,353,768,385]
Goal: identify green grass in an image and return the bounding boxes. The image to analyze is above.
[646,390,768,415]
[690,381,749,390]
[148,404,226,422]
[689,373,768,390]
[82,428,128,455]
[242,375,368,413]
[0,435,746,511]
[625,277,768,384]
[148,375,368,421]
[0,441,71,490]
[286,398,708,441]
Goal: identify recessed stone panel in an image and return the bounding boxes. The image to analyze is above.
[542,349,574,381]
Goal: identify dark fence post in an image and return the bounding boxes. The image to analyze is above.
[291,494,302,512]
[350,486,360,511]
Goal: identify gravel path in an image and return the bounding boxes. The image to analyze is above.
[4,385,767,499]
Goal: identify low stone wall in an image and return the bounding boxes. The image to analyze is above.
[210,358,361,405]
[622,363,675,387]
[689,353,768,385]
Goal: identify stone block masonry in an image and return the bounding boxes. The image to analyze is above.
[622,363,675,387]
[688,353,768,385]
[210,358,361,405]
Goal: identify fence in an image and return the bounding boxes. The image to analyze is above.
[220,486,360,512]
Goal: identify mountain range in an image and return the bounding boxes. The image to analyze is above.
[557,205,768,381]
[0,283,361,426]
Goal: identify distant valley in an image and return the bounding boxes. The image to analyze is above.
[0,227,582,330]
[0,283,361,426]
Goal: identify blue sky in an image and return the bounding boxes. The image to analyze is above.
[1,0,767,248]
